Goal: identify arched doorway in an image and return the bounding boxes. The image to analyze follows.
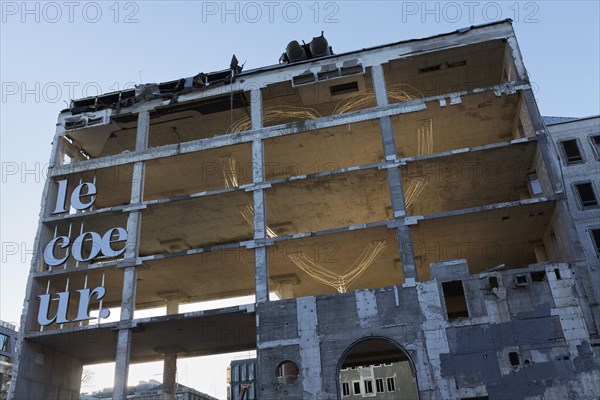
[338,337,419,399]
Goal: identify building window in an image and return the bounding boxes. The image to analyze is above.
[591,229,600,257]
[353,381,361,395]
[528,172,543,195]
[341,382,351,397]
[386,377,396,392]
[442,280,469,320]
[591,135,600,159]
[574,182,599,209]
[560,139,584,164]
[0,334,8,353]
[530,270,546,282]
[509,351,520,366]
[276,360,299,384]
[364,379,374,394]
[375,378,385,393]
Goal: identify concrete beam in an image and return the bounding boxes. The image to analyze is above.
[416,196,555,222]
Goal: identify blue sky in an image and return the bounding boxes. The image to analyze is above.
[1,0,599,396]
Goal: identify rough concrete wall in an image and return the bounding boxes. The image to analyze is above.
[256,263,600,400]
[546,119,600,268]
[546,117,600,333]
[11,340,82,400]
[436,263,599,399]
[257,287,424,399]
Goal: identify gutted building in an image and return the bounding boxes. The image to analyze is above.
[10,20,600,399]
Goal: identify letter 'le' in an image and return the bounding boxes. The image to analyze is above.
[52,179,96,214]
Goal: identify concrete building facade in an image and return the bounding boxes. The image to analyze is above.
[0,322,18,400]
[545,116,600,300]
[9,20,600,399]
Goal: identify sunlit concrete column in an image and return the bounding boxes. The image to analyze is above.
[251,88,269,303]
[371,65,417,281]
[114,110,149,400]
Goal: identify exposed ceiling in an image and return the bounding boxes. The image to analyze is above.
[144,143,253,200]
[404,141,538,215]
[266,168,391,235]
[412,200,556,280]
[140,190,254,255]
[264,118,384,181]
[28,307,256,364]
[392,91,520,158]
[384,39,508,99]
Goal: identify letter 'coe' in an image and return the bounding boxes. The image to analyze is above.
[43,227,128,267]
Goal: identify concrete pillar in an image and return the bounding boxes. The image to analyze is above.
[113,267,137,400]
[251,89,269,303]
[160,293,180,400]
[534,243,549,263]
[371,66,417,281]
[162,354,177,400]
[166,297,179,315]
[296,297,323,397]
[113,110,148,400]
[278,281,294,300]
[271,275,298,300]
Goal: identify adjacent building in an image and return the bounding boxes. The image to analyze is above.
[81,380,217,400]
[9,20,600,399]
[545,115,600,298]
[0,322,17,400]
[339,361,418,399]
